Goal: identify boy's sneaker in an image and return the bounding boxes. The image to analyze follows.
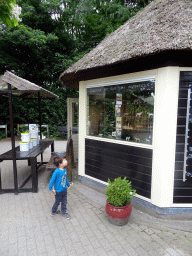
[50,210,60,216]
[62,212,71,219]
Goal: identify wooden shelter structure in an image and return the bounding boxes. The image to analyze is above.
[60,0,192,215]
[0,71,59,194]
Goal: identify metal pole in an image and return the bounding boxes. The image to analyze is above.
[183,87,191,182]
[38,92,42,140]
[38,92,43,163]
[8,83,18,194]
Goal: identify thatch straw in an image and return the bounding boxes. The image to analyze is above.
[60,0,192,83]
[0,71,59,98]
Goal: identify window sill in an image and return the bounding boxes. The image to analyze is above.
[85,135,153,149]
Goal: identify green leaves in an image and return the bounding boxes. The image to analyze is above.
[105,177,136,207]
[0,0,18,28]
[0,0,151,132]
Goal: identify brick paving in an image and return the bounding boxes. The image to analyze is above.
[0,140,192,256]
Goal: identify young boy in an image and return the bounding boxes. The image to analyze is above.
[49,155,73,219]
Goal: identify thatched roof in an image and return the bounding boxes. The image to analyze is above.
[60,0,192,85]
[0,71,59,98]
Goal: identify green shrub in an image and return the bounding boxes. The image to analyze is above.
[0,130,6,140]
[105,177,136,207]
[17,124,29,138]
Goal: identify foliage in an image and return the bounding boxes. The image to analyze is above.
[0,0,19,28]
[0,0,151,133]
[49,125,66,140]
[0,23,77,130]
[105,177,136,207]
[103,100,116,137]
[16,124,29,138]
[67,0,145,52]
[0,130,6,140]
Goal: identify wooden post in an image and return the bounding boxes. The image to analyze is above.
[8,83,18,194]
[17,124,19,136]
[30,157,38,192]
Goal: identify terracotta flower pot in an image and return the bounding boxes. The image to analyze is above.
[106,201,132,226]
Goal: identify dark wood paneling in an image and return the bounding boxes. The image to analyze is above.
[86,152,152,175]
[174,170,183,179]
[176,126,186,135]
[178,89,188,98]
[177,118,186,126]
[178,99,188,108]
[174,180,192,188]
[85,139,152,158]
[85,169,151,198]
[174,71,192,204]
[174,188,192,196]
[176,135,185,144]
[177,108,187,116]
[175,144,185,153]
[180,71,192,82]
[173,197,192,204]
[174,162,183,171]
[86,146,152,167]
[85,159,151,183]
[175,152,184,162]
[85,163,151,185]
[85,139,152,199]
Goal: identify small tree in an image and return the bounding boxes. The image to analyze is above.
[0,0,20,28]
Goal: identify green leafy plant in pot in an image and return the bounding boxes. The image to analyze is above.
[105,177,136,226]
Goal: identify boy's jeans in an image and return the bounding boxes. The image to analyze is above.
[52,190,67,214]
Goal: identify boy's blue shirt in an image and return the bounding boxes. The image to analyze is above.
[49,168,70,193]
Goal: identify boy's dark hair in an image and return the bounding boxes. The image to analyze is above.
[53,155,66,167]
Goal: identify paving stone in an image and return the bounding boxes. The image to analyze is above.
[73,241,86,255]
[72,225,84,236]
[137,241,152,252]
[53,235,64,248]
[17,247,28,256]
[45,232,56,243]
[95,247,109,256]
[135,246,150,256]
[84,244,95,254]
[122,245,139,256]
[56,247,68,255]
[100,238,113,252]
[106,249,120,256]
[1,140,192,256]
[93,228,105,239]
[126,237,140,249]
[65,250,78,256]
[78,234,91,246]
[115,237,127,247]
[17,236,27,248]
[165,247,181,256]
[64,239,74,251]
[27,250,39,256]
[8,243,18,256]
[38,253,48,256]
[89,237,102,249]
[36,242,47,254]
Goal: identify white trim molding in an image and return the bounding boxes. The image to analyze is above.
[85,135,153,150]
[85,70,156,88]
[78,81,87,176]
[151,66,180,208]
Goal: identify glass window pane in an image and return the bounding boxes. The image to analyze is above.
[87,80,155,145]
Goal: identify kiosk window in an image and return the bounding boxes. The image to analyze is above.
[87,80,155,145]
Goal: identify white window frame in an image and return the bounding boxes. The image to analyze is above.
[85,72,156,150]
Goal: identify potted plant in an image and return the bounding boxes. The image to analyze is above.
[105,177,136,226]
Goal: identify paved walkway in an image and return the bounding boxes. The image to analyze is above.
[0,140,192,256]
